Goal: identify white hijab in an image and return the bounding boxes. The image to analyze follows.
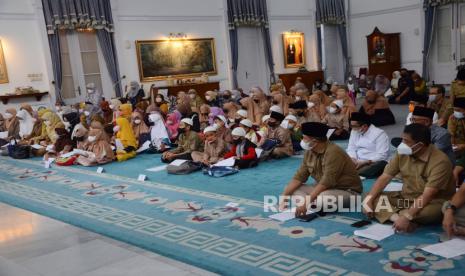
[16,109,35,138]
[148,112,170,148]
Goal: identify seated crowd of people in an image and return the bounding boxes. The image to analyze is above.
[1,68,465,238]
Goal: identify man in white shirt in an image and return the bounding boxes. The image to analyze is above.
[347,112,390,178]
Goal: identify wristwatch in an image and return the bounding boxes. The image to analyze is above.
[445,201,457,214]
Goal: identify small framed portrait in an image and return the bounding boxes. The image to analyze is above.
[282,32,305,68]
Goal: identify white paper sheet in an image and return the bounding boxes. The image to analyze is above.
[354,223,395,241]
[226,202,239,208]
[138,174,147,181]
[421,238,465,259]
[72,149,87,156]
[384,88,393,97]
[0,131,7,139]
[96,167,104,174]
[136,141,151,153]
[59,151,76,158]
[213,157,235,167]
[269,208,296,222]
[384,182,403,192]
[255,148,263,158]
[169,159,188,166]
[326,128,336,139]
[115,139,124,151]
[31,144,44,150]
[146,165,168,172]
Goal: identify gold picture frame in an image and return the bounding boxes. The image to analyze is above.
[0,40,9,84]
[135,38,217,82]
[282,32,305,68]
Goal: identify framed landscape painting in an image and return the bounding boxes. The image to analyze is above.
[282,32,305,68]
[0,40,8,84]
[136,38,217,81]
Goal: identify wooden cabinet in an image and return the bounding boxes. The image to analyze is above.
[151,82,220,99]
[366,27,401,78]
[278,71,324,92]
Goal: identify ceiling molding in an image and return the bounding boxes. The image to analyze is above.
[117,15,223,22]
[350,3,421,19]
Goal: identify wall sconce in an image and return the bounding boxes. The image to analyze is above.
[168,32,187,40]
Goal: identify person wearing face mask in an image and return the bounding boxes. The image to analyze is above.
[450,68,465,103]
[347,112,390,178]
[282,114,302,153]
[85,83,103,107]
[388,68,414,104]
[239,118,259,145]
[4,108,20,140]
[204,90,220,107]
[114,117,137,162]
[191,126,228,166]
[359,90,395,126]
[38,111,65,146]
[280,122,362,216]
[154,94,169,115]
[76,121,114,166]
[427,85,453,127]
[288,100,308,125]
[295,87,309,103]
[199,104,211,131]
[258,111,293,159]
[213,115,233,144]
[271,90,291,116]
[71,123,89,150]
[131,110,150,146]
[125,81,145,107]
[161,118,203,163]
[223,101,240,125]
[16,109,35,139]
[165,111,182,142]
[223,127,258,169]
[323,100,350,140]
[448,98,465,150]
[306,94,327,123]
[187,89,204,113]
[44,128,74,161]
[335,87,356,117]
[220,90,233,106]
[391,71,401,94]
[240,87,270,125]
[118,103,133,122]
[364,124,455,233]
[405,94,438,126]
[109,98,122,122]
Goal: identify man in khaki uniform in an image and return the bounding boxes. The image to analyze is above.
[280,122,362,216]
[364,124,455,233]
[161,118,203,163]
[191,126,228,165]
[427,85,452,127]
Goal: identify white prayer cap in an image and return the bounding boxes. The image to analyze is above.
[285,115,298,123]
[270,105,283,114]
[262,114,270,123]
[236,109,248,118]
[203,126,217,134]
[240,119,253,128]
[333,99,344,108]
[231,127,246,137]
[180,118,193,126]
[215,115,229,127]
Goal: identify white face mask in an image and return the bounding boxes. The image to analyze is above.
[327,107,337,114]
[149,114,160,123]
[212,123,219,129]
[4,113,12,119]
[87,89,94,94]
[84,111,90,116]
[231,95,237,99]
[134,119,141,125]
[46,144,55,152]
[87,136,96,142]
[205,95,211,101]
[428,94,437,102]
[109,104,115,110]
[189,94,196,99]
[300,140,310,150]
[454,111,465,119]
[156,98,162,103]
[113,125,120,133]
[295,96,301,101]
[63,121,71,129]
[397,142,414,155]
[307,102,315,109]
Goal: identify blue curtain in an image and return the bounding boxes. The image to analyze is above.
[422,1,438,81]
[315,0,349,79]
[316,26,323,70]
[41,0,122,101]
[227,0,275,89]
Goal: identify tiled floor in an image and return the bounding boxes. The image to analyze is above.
[0,203,217,276]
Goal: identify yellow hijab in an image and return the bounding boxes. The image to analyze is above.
[115,117,137,149]
[41,112,65,143]
[119,104,133,121]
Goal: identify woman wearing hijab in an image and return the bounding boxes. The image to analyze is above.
[85,83,103,107]
[323,100,350,140]
[74,121,114,166]
[307,94,327,123]
[166,111,181,142]
[71,123,89,150]
[205,90,220,107]
[131,110,150,146]
[44,128,74,161]
[208,107,224,126]
[146,112,171,153]
[154,93,169,115]
[40,112,65,146]
[240,87,270,126]
[391,71,401,94]
[176,97,200,132]
[118,103,133,121]
[222,101,240,124]
[188,89,204,113]
[4,108,20,140]
[16,109,35,139]
[114,117,137,161]
[271,90,291,116]
[126,81,145,106]
[374,74,390,95]
[110,98,122,122]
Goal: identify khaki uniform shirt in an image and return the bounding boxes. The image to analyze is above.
[267,126,293,156]
[171,131,203,155]
[429,98,452,121]
[202,139,228,163]
[383,145,455,201]
[293,142,363,193]
[448,116,465,144]
[322,113,349,131]
[450,81,465,99]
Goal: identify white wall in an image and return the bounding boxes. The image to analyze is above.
[348,0,423,76]
[0,0,52,113]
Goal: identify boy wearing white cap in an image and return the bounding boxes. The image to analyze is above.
[161,118,203,163]
[191,126,228,165]
[322,99,350,140]
[240,119,258,145]
[223,127,258,169]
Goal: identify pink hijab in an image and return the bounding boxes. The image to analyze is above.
[166,111,182,140]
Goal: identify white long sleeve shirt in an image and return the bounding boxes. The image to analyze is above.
[347,125,390,162]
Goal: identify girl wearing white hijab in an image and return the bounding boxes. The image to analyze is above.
[147,112,171,153]
[16,109,35,139]
[391,71,401,93]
